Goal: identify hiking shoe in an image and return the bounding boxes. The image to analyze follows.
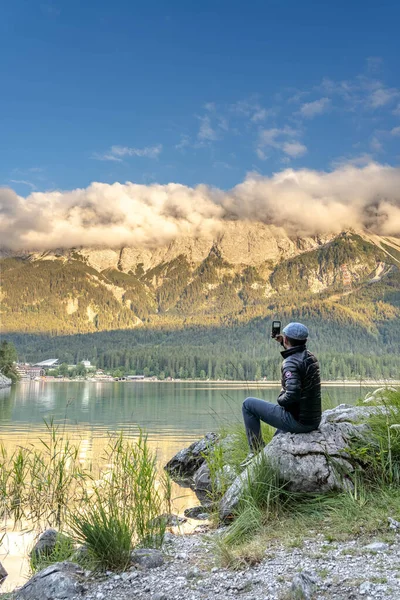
[239,453,255,468]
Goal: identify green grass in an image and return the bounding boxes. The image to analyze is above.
[0,426,172,573]
[210,387,400,568]
[30,533,75,572]
[69,432,170,571]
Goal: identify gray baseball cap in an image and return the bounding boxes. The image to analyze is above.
[283,322,309,341]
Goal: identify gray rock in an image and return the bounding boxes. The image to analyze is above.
[184,506,210,519]
[152,594,167,600]
[359,581,373,595]
[30,529,72,561]
[186,567,202,579]
[290,571,317,600]
[150,513,187,527]
[388,516,400,530]
[220,405,371,519]
[193,462,212,494]
[364,542,389,552]
[130,548,164,569]
[0,561,8,583]
[0,373,12,389]
[164,432,218,480]
[15,562,85,600]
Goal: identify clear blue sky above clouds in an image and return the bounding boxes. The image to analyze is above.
[1,0,400,195]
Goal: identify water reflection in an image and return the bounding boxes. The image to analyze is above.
[0,381,370,591]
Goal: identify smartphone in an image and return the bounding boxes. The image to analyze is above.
[271,320,281,338]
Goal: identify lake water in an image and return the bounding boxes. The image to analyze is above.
[0,380,372,590]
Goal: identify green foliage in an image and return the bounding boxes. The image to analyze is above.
[351,388,400,485]
[69,432,169,571]
[30,533,75,573]
[214,386,400,568]
[1,234,399,380]
[0,340,19,382]
[0,425,171,572]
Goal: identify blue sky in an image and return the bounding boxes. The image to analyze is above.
[1,0,400,196]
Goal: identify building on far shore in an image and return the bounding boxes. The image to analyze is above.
[16,364,45,379]
[33,359,60,368]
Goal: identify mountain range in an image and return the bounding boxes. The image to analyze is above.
[1,224,399,380]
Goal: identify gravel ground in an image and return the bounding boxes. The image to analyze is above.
[71,528,400,600]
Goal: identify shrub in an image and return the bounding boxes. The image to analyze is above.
[69,432,170,571]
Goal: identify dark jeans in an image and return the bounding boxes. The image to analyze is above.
[242,396,317,451]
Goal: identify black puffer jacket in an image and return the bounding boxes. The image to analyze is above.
[277,345,321,427]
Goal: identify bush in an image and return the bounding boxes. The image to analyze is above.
[69,432,170,571]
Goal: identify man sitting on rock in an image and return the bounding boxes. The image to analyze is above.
[241,322,321,464]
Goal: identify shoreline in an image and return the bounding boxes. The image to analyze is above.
[16,378,400,387]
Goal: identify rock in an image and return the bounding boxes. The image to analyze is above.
[0,561,8,583]
[193,463,212,494]
[31,529,68,561]
[388,516,400,530]
[193,461,236,502]
[290,571,318,600]
[186,567,202,579]
[196,513,210,520]
[364,542,389,552]
[164,432,218,480]
[0,373,12,389]
[15,562,85,600]
[359,581,373,595]
[150,513,187,527]
[130,548,164,569]
[184,506,211,519]
[220,404,372,520]
[152,594,167,600]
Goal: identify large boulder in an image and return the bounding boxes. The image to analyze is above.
[164,432,218,480]
[15,562,85,600]
[220,404,376,520]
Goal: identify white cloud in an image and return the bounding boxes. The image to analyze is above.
[230,99,274,123]
[257,127,306,159]
[391,126,400,136]
[9,179,37,190]
[175,135,190,150]
[5,162,398,251]
[91,152,123,162]
[111,145,162,158]
[92,144,162,161]
[282,142,307,157]
[369,87,399,108]
[251,108,269,122]
[198,115,218,141]
[370,136,383,152]
[394,103,400,116]
[299,97,331,118]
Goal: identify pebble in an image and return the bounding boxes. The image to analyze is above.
[65,530,400,600]
[364,542,389,552]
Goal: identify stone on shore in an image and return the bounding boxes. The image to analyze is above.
[0,561,8,584]
[130,548,164,569]
[30,529,72,562]
[0,373,12,389]
[15,562,85,600]
[219,404,374,520]
[164,432,218,480]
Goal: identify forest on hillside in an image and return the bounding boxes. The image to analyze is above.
[2,233,400,380]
